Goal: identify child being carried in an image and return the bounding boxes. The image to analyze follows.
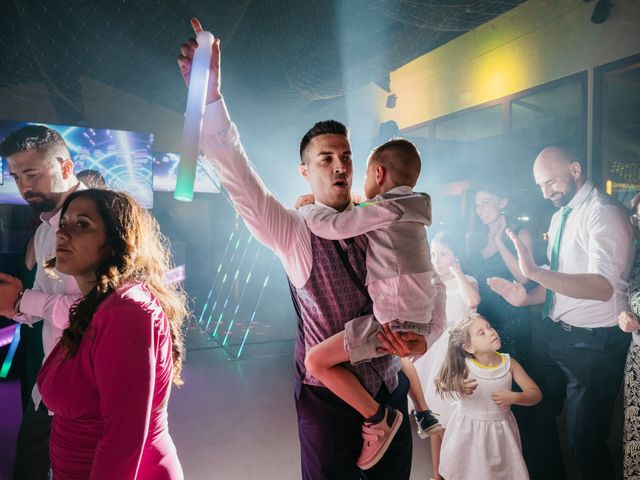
[299,138,446,470]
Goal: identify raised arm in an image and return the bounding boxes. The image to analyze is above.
[298,202,403,240]
[178,25,308,274]
[505,215,631,302]
[200,102,306,256]
[449,265,480,309]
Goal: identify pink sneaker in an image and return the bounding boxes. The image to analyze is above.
[356,405,403,470]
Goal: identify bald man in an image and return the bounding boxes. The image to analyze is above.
[488,146,634,480]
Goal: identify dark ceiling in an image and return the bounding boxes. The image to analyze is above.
[0,0,525,126]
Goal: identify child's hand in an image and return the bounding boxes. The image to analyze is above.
[293,194,315,209]
[462,377,478,396]
[351,191,367,204]
[449,262,463,277]
[491,389,515,407]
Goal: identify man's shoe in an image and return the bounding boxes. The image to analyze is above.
[413,409,442,439]
[356,405,403,470]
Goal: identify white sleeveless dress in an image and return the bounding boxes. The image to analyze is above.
[438,354,529,480]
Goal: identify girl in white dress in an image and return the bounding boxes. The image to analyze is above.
[436,314,541,480]
[413,232,480,479]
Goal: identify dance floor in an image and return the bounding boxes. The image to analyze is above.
[1,324,624,479]
[0,325,432,479]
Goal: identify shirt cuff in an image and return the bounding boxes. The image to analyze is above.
[203,98,232,136]
[19,289,49,318]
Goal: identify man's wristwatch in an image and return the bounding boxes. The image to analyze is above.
[13,289,25,314]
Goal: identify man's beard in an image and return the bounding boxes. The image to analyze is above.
[24,192,58,213]
[552,180,577,208]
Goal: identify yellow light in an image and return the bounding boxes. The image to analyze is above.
[473,51,525,103]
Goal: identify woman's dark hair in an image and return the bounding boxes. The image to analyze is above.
[465,182,523,256]
[49,189,188,385]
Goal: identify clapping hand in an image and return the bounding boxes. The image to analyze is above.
[491,216,507,244]
[449,261,463,277]
[506,228,538,279]
[487,277,527,307]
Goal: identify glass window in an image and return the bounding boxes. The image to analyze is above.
[597,58,640,205]
[416,104,504,236]
[509,77,586,180]
[399,73,588,242]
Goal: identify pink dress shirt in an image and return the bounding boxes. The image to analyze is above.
[200,99,445,348]
[13,207,82,408]
[37,283,182,480]
[300,187,444,327]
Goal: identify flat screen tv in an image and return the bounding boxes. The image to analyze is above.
[152,152,220,194]
[0,121,154,208]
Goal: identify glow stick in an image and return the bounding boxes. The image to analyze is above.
[0,325,20,378]
[174,25,214,202]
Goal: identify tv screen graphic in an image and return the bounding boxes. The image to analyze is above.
[153,152,220,194]
[0,121,154,208]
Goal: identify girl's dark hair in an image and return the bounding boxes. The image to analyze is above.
[49,189,188,385]
[435,314,482,398]
[432,230,472,273]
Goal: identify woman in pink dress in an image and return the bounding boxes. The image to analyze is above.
[37,189,188,479]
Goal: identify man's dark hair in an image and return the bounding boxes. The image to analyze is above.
[370,138,421,187]
[299,120,349,164]
[0,125,69,162]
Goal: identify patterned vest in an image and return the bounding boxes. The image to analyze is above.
[289,232,401,395]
